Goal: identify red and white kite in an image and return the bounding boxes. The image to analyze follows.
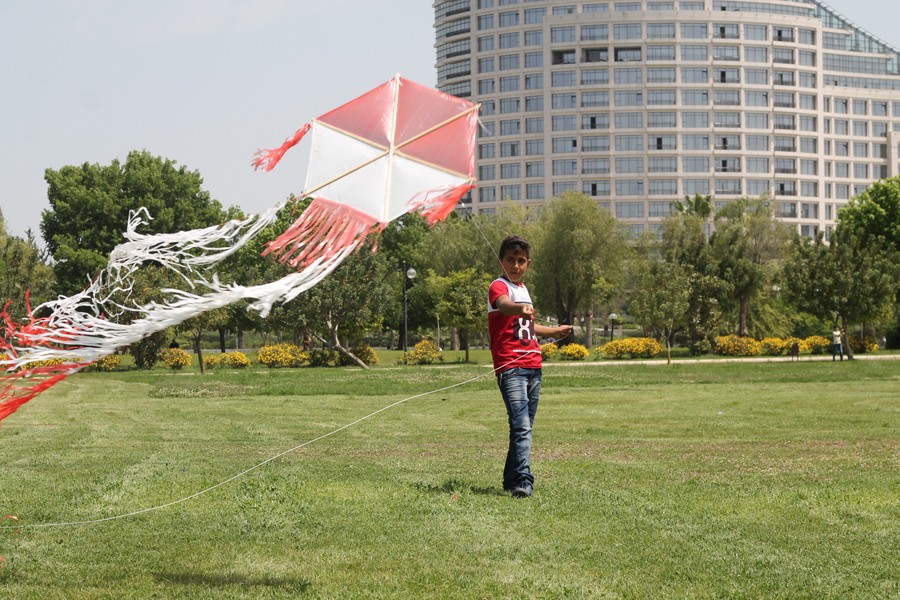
[0,76,478,424]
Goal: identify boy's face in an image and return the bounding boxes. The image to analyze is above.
[500,248,532,284]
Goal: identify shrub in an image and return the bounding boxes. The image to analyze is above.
[308,348,339,367]
[257,343,309,368]
[760,337,787,356]
[85,354,121,372]
[203,354,223,369]
[598,337,664,359]
[400,340,443,365]
[129,331,167,369]
[558,343,590,361]
[804,335,831,355]
[160,347,192,370]
[18,358,68,371]
[714,335,761,357]
[782,337,809,355]
[541,342,559,360]
[223,351,251,368]
[338,344,379,367]
[849,335,879,354]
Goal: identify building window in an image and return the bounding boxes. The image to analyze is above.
[615,113,644,129]
[614,24,642,40]
[525,139,544,155]
[681,45,708,61]
[615,135,643,151]
[683,156,709,172]
[616,200,645,216]
[581,24,609,41]
[583,136,610,152]
[582,91,610,107]
[616,157,643,173]
[649,180,678,195]
[683,134,709,150]
[582,114,610,130]
[649,157,677,172]
[500,163,521,179]
[681,23,708,39]
[551,26,576,43]
[525,161,544,177]
[583,158,611,173]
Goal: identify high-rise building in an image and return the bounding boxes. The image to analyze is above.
[434,0,900,239]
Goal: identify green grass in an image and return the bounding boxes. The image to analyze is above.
[1,361,897,599]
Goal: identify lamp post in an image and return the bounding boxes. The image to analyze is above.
[401,263,417,351]
[608,312,618,343]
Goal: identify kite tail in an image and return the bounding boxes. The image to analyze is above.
[413,182,477,226]
[251,124,311,172]
[0,363,86,423]
[262,197,383,270]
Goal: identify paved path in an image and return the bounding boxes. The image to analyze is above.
[541,354,900,368]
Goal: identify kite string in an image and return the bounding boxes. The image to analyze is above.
[0,346,561,530]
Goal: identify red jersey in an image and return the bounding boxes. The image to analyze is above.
[487,277,542,372]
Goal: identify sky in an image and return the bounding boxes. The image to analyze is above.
[0,0,895,241]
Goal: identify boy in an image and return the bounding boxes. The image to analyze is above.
[488,235,573,498]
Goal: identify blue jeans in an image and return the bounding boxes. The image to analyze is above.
[497,367,542,490]
[833,343,843,361]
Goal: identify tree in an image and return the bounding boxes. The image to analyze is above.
[672,194,713,220]
[41,150,228,295]
[711,197,791,336]
[426,268,493,363]
[836,177,900,252]
[281,239,394,368]
[530,192,629,343]
[0,210,55,322]
[784,230,899,359]
[178,308,230,374]
[629,260,691,364]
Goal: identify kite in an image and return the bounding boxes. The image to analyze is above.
[0,76,478,424]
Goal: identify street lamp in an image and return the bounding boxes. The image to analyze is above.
[608,312,618,343]
[402,263,417,351]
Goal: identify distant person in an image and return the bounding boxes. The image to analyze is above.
[488,235,573,499]
[168,339,180,349]
[832,327,844,362]
[790,340,800,361]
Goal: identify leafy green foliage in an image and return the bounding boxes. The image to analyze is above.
[41,150,229,294]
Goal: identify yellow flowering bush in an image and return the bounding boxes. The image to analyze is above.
[558,343,590,361]
[223,351,251,368]
[85,354,121,371]
[849,335,879,354]
[541,342,559,360]
[257,343,309,368]
[18,358,68,371]
[714,335,761,356]
[160,347,192,370]
[598,337,663,359]
[203,354,223,369]
[804,335,831,355]
[760,337,787,356]
[400,340,443,365]
[782,337,809,354]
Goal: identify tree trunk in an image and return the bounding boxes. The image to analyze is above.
[194,338,205,374]
[451,327,459,351]
[842,315,854,360]
[218,328,226,353]
[738,296,750,336]
[237,329,244,350]
[327,331,369,369]
[585,311,594,349]
[459,328,470,363]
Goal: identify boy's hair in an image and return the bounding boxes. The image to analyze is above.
[498,235,531,259]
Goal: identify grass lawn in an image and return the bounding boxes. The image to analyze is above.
[0,360,897,598]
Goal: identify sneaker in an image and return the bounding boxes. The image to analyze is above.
[510,484,532,498]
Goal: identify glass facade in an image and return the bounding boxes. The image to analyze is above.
[435,0,900,232]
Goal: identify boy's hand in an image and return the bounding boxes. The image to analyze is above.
[556,325,574,337]
[520,304,534,318]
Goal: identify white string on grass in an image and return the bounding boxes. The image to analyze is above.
[0,347,554,530]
